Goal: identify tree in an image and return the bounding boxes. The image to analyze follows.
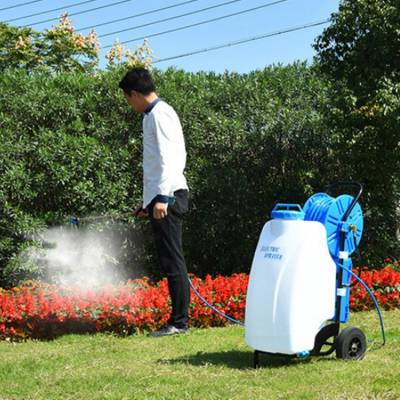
[0,13,99,73]
[314,0,400,103]
[0,13,154,73]
[314,0,400,263]
[105,38,154,70]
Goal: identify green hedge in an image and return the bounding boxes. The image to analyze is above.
[0,64,399,287]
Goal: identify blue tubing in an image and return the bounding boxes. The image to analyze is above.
[339,264,386,346]
[188,277,244,326]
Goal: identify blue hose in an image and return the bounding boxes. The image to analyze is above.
[188,277,244,326]
[338,264,386,346]
[188,265,387,342]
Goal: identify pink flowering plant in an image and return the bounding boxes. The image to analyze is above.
[0,13,153,73]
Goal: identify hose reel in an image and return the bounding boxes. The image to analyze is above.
[303,192,364,257]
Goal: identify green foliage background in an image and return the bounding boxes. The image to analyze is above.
[313,0,400,267]
[0,64,399,287]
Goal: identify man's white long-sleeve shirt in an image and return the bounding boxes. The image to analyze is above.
[142,99,188,208]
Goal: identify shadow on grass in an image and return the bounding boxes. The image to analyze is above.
[158,350,311,370]
[6,318,137,342]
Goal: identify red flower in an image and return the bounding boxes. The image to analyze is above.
[1,261,399,340]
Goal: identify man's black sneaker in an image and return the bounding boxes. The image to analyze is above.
[148,324,188,337]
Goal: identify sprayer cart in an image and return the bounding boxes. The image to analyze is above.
[245,182,385,368]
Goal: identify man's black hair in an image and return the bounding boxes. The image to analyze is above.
[119,67,156,95]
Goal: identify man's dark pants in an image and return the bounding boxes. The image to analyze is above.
[148,190,190,329]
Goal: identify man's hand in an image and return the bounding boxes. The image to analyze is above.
[134,204,148,218]
[153,202,168,219]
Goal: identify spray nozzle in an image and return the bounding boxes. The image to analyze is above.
[70,217,79,228]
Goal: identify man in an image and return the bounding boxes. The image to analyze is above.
[119,67,190,337]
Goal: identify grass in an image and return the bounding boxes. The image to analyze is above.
[0,310,399,400]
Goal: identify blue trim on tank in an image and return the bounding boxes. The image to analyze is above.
[271,203,305,220]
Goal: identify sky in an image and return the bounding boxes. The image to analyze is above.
[1,0,340,72]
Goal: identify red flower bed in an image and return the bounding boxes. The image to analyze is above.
[0,274,248,340]
[350,265,400,311]
[0,263,399,341]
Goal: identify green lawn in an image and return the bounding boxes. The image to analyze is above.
[1,310,399,400]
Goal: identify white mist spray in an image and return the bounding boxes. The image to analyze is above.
[26,221,128,288]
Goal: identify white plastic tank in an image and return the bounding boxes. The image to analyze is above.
[245,205,336,355]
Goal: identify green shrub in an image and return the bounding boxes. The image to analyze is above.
[0,64,398,287]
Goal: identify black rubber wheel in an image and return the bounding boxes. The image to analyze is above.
[312,323,340,356]
[253,351,260,369]
[335,326,367,360]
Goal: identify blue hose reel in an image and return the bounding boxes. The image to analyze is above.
[302,185,385,350]
[303,193,364,258]
[302,191,364,324]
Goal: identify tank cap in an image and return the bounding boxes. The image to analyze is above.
[271,203,305,220]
